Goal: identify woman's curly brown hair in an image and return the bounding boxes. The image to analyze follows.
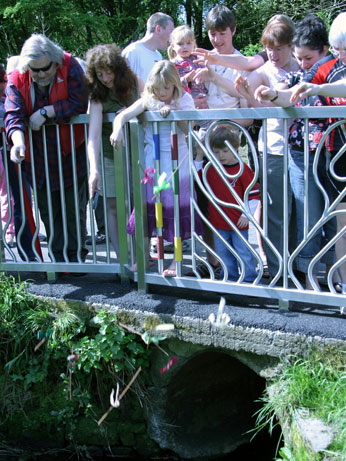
[85,43,137,104]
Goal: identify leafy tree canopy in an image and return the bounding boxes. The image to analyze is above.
[0,0,345,65]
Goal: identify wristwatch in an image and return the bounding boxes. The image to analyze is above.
[40,108,49,120]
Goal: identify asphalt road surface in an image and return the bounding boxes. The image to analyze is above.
[11,269,345,342]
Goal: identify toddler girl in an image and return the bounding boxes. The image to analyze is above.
[168,25,208,99]
[111,60,200,276]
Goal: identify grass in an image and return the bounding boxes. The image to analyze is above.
[255,348,346,459]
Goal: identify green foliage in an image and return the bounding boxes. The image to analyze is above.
[241,43,264,57]
[275,446,294,460]
[0,0,343,63]
[255,348,346,459]
[0,274,151,452]
[76,310,148,373]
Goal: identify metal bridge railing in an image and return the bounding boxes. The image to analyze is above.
[0,107,345,311]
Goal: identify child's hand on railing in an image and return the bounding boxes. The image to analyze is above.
[160,105,173,118]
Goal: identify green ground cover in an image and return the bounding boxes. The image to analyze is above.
[255,348,346,460]
[0,273,157,458]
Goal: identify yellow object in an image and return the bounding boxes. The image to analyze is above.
[155,203,163,228]
[174,237,182,261]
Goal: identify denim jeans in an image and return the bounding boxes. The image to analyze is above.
[289,149,336,272]
[214,228,257,282]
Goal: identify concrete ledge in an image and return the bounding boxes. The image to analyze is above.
[36,295,346,367]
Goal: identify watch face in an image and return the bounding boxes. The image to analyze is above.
[40,108,48,118]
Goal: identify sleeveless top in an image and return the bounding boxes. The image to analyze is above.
[101,86,138,159]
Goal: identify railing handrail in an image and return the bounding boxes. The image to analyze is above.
[141,105,346,121]
[1,104,343,128]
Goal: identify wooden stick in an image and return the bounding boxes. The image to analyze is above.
[97,366,142,426]
[34,337,46,352]
[69,369,72,401]
[155,343,169,357]
[118,322,141,336]
[118,366,141,401]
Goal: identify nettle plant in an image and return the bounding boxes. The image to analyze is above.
[0,274,151,440]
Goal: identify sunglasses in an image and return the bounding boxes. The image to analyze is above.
[28,61,53,73]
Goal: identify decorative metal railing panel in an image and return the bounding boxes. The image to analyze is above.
[0,106,345,311]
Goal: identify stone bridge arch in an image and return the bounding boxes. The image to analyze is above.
[147,343,276,458]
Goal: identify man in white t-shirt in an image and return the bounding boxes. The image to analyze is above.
[122,12,174,83]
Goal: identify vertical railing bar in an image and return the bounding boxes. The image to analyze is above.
[124,123,135,266]
[99,137,111,263]
[282,118,289,290]
[16,164,27,261]
[130,118,148,291]
[188,121,196,274]
[1,131,14,261]
[42,125,56,264]
[69,123,83,264]
[85,123,98,264]
[56,125,69,263]
[262,119,268,238]
[171,121,182,277]
[113,124,129,279]
[153,121,164,274]
[303,118,310,239]
[28,127,43,262]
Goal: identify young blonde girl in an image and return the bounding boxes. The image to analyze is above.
[168,25,208,98]
[111,60,201,276]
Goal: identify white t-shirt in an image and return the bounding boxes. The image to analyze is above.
[122,41,162,83]
[206,49,248,109]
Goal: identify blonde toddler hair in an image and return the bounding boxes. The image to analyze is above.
[143,60,183,108]
[168,25,196,60]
